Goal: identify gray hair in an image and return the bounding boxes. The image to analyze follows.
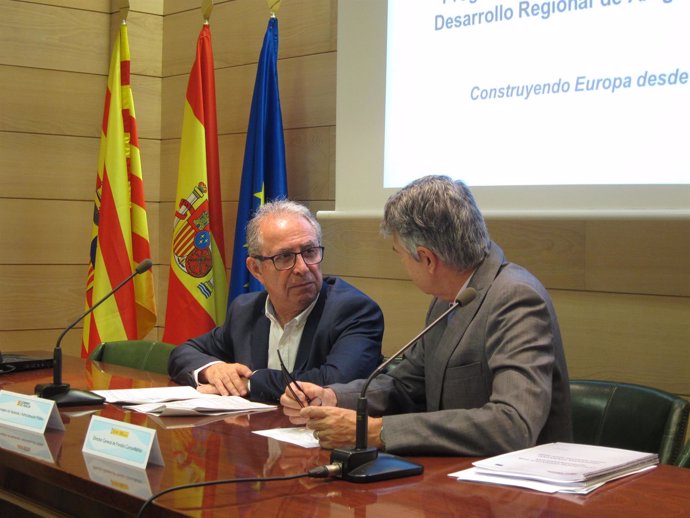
[381,175,490,271]
[246,200,322,255]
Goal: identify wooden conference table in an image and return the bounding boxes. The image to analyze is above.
[1,355,689,517]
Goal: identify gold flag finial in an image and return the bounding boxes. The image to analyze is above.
[266,0,281,16]
[201,0,213,22]
[119,0,129,22]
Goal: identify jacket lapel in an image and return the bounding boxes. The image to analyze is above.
[426,242,505,410]
[250,295,271,369]
[293,281,328,370]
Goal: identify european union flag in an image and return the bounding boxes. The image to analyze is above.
[229,16,288,302]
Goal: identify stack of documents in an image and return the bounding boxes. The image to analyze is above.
[92,386,275,416]
[450,442,658,494]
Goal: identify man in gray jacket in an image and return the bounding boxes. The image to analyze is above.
[281,175,571,456]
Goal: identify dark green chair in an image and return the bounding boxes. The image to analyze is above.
[570,380,690,465]
[88,340,175,375]
[676,439,690,468]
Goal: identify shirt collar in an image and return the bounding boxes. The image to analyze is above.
[264,293,320,329]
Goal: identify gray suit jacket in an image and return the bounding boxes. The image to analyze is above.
[331,242,572,456]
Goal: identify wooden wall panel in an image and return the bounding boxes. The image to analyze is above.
[0,66,104,136]
[1,133,99,200]
[0,200,92,264]
[486,219,586,290]
[553,290,690,398]
[320,217,403,280]
[2,1,110,73]
[14,0,110,12]
[0,265,87,330]
[278,53,337,129]
[1,330,84,359]
[285,126,336,202]
[586,220,690,297]
[126,0,165,16]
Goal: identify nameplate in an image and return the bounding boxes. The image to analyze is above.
[0,390,65,434]
[82,416,164,469]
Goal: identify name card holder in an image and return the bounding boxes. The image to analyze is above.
[0,390,65,434]
[82,415,164,469]
[83,452,159,499]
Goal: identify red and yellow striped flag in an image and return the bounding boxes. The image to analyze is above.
[81,22,157,357]
[162,23,228,344]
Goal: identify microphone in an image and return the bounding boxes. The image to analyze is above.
[330,287,478,483]
[35,259,154,407]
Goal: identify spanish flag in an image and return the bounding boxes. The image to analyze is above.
[162,23,228,344]
[81,22,157,357]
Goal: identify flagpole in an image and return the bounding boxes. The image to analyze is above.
[201,0,213,22]
[119,0,129,22]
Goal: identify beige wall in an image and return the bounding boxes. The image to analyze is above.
[1,0,688,399]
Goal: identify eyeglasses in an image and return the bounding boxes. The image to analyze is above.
[276,349,313,408]
[251,246,325,271]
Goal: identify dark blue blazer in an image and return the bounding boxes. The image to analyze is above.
[168,276,384,402]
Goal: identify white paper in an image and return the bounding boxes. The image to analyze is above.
[450,464,656,494]
[451,467,603,494]
[125,396,275,417]
[253,427,320,448]
[92,386,205,404]
[471,442,658,484]
[449,442,658,494]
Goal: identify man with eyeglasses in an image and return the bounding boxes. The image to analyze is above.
[168,200,384,402]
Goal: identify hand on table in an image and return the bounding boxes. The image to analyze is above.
[199,362,252,397]
[280,382,383,450]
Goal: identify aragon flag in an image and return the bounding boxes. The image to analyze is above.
[81,21,157,357]
[228,16,288,303]
[162,23,228,345]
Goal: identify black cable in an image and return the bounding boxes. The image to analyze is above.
[135,464,342,517]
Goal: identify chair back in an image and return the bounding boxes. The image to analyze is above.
[89,340,175,375]
[570,379,690,464]
[677,439,690,468]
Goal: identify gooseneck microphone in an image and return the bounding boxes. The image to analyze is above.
[330,287,478,483]
[35,259,153,407]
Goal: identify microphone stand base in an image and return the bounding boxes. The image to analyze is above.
[331,447,423,483]
[35,383,105,407]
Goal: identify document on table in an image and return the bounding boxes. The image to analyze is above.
[124,396,276,417]
[253,427,320,448]
[92,385,206,404]
[449,442,658,494]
